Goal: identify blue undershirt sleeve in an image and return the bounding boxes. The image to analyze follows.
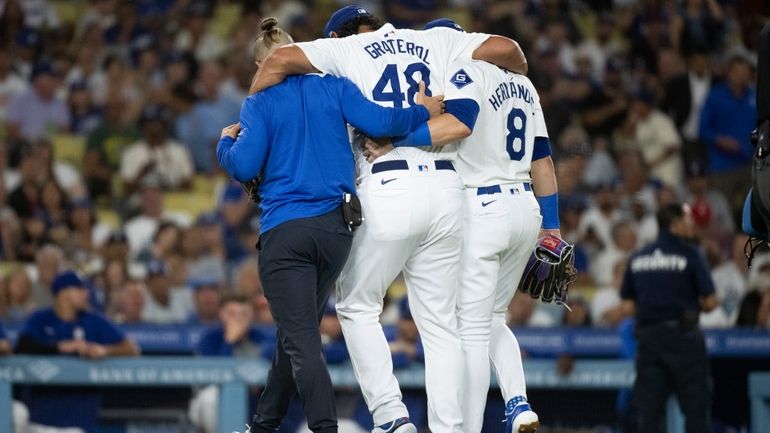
[532,136,552,160]
[444,98,480,131]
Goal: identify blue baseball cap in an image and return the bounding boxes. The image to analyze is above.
[69,79,88,92]
[15,28,40,48]
[423,18,463,32]
[146,258,166,277]
[30,62,58,81]
[189,276,222,290]
[196,211,219,227]
[51,271,86,295]
[323,5,373,38]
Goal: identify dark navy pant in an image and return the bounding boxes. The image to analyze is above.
[634,323,712,433]
[251,207,353,433]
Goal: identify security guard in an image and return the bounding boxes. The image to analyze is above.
[216,18,440,433]
[620,203,718,433]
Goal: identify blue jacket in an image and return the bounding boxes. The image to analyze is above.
[217,74,429,233]
[698,83,757,173]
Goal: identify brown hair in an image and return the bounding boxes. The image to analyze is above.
[220,292,251,308]
[253,17,294,63]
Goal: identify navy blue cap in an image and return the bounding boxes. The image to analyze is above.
[139,104,173,125]
[30,62,58,81]
[423,18,463,32]
[686,160,709,178]
[69,196,92,209]
[398,296,412,321]
[163,50,188,65]
[15,28,40,48]
[323,5,372,38]
[146,258,166,277]
[69,79,88,92]
[196,211,219,226]
[189,276,221,290]
[632,87,655,105]
[51,271,85,295]
[107,231,128,244]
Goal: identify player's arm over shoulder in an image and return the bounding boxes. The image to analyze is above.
[472,35,527,75]
[249,45,318,94]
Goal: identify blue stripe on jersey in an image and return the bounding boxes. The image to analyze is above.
[445,98,480,131]
[532,136,552,161]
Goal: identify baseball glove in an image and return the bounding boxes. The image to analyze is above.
[519,234,577,306]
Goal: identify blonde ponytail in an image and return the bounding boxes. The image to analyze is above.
[253,17,294,63]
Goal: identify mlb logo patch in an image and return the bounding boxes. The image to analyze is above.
[450,69,473,89]
[418,165,429,172]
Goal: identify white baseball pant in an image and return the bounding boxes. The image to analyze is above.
[456,183,541,433]
[336,152,464,433]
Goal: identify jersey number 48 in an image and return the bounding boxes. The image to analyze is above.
[373,63,432,108]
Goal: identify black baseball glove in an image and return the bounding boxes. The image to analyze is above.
[518,234,577,306]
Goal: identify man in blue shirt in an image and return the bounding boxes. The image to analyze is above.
[15,271,140,433]
[216,18,441,433]
[620,204,718,433]
[698,52,757,213]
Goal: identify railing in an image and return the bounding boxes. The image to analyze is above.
[0,357,635,433]
[1,357,768,433]
[4,325,770,356]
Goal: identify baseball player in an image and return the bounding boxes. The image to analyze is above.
[365,18,561,433]
[249,7,528,433]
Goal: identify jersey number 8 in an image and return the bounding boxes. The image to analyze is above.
[506,108,527,161]
[373,63,432,108]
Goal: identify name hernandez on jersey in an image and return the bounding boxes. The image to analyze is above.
[488,81,535,111]
[444,59,549,188]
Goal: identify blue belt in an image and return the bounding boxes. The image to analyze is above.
[476,183,532,195]
[371,159,455,174]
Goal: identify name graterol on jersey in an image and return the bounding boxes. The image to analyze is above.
[364,38,431,64]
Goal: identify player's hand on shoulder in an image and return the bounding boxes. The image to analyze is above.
[415,81,444,118]
[221,123,241,139]
[362,136,394,163]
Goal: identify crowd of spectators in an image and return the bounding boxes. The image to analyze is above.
[0,0,769,367]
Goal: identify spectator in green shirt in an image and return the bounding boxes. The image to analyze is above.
[82,96,140,200]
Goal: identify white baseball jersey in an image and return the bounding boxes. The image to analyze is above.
[295,24,489,177]
[295,23,491,433]
[443,59,548,187]
[446,61,548,433]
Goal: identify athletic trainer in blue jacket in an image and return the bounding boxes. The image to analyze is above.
[215,18,441,433]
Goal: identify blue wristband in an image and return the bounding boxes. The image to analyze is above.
[393,123,432,147]
[536,193,559,229]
